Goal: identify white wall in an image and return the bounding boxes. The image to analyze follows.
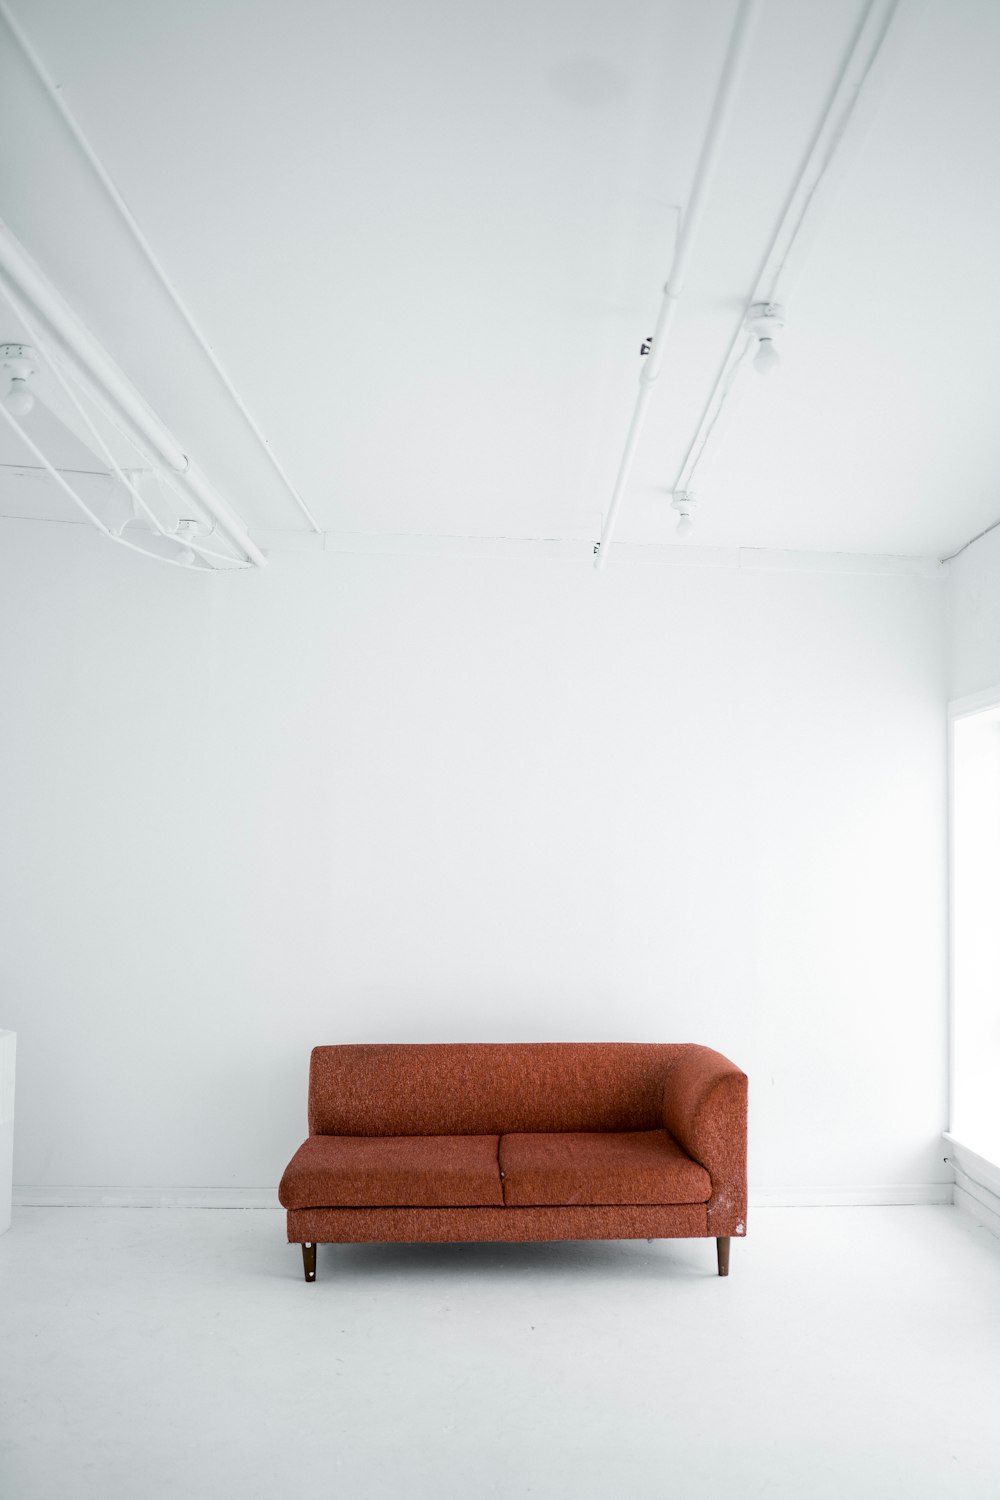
[0,524,948,1194]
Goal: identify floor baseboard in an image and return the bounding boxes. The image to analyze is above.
[13,1183,955,1210]
[750,1184,954,1207]
[13,1186,280,1209]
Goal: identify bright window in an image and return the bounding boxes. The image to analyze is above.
[950,695,1000,1162]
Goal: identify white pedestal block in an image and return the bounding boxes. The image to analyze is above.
[0,1030,15,1235]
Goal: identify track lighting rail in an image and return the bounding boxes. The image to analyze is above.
[592,0,760,572]
[670,0,904,504]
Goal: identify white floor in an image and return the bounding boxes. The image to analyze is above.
[1,1205,998,1499]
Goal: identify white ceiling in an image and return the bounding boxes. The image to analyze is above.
[3,0,1000,559]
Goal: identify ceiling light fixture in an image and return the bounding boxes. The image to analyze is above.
[745,303,785,374]
[1,0,322,534]
[671,491,696,538]
[173,518,212,565]
[0,222,266,567]
[115,512,212,566]
[1,342,35,415]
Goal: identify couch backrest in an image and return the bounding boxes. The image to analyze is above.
[308,1042,683,1135]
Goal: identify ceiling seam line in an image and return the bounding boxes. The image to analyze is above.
[0,462,113,477]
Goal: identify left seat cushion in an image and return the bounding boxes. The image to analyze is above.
[279,1134,504,1209]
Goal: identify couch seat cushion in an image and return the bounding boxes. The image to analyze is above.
[279,1134,503,1209]
[499,1130,711,1206]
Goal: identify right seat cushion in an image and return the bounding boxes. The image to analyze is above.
[499,1129,711,1206]
[279,1134,503,1209]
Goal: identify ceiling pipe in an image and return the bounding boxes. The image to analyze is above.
[11,298,244,569]
[0,220,267,568]
[670,0,904,501]
[0,0,322,536]
[592,0,760,572]
[0,398,230,570]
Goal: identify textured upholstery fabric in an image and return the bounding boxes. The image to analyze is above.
[279,1134,503,1209]
[283,1041,748,1251]
[286,1202,708,1244]
[307,1042,682,1136]
[662,1046,748,1237]
[499,1129,711,1206]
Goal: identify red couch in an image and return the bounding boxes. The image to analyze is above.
[278,1042,747,1281]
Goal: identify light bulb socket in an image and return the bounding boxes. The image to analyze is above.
[1,342,37,416]
[671,491,696,537]
[173,518,212,563]
[745,303,785,339]
[175,518,212,542]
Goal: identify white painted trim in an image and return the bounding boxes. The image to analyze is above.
[750,1184,953,1207]
[942,1138,1000,1238]
[946,1137,1000,1239]
[954,1184,1000,1238]
[947,683,1000,721]
[13,1186,279,1209]
[943,1135,1000,1194]
[15,1183,953,1210]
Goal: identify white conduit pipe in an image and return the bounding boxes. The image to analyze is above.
[593,0,760,572]
[2,259,249,567]
[0,222,185,469]
[0,0,323,535]
[0,220,267,568]
[670,0,901,501]
[0,398,114,535]
[7,282,244,569]
[0,399,234,571]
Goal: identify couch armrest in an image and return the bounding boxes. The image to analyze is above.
[662,1046,747,1238]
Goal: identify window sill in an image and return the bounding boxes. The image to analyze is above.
[943,1133,1000,1238]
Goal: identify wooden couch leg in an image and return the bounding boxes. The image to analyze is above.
[716,1237,730,1277]
[302,1243,317,1282]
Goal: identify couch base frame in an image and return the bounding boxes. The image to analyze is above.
[295,1231,734,1281]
